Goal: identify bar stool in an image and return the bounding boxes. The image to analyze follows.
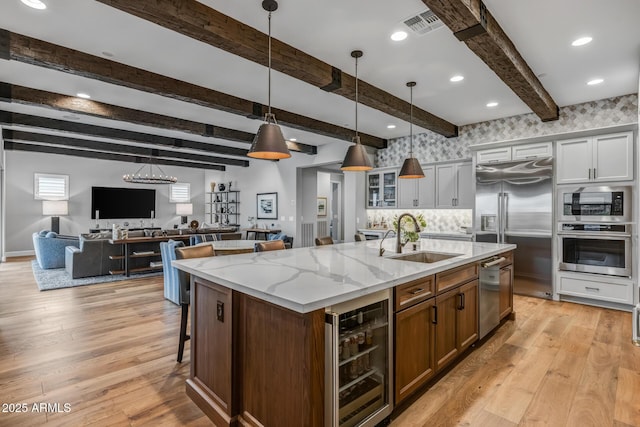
[174,244,215,363]
[315,236,334,246]
[354,233,366,241]
[255,240,286,252]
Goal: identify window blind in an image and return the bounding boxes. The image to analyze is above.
[34,173,69,200]
[170,183,191,203]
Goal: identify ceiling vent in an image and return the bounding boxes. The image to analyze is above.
[402,9,444,35]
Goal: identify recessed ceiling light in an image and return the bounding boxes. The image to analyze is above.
[289,138,297,141]
[572,36,592,47]
[486,102,499,108]
[387,124,396,129]
[450,75,464,82]
[20,0,46,9]
[76,93,91,99]
[587,78,603,85]
[390,31,408,42]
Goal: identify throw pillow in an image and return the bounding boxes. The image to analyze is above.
[45,231,58,238]
[38,229,49,237]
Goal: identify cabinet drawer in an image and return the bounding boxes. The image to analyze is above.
[436,263,478,294]
[395,276,434,312]
[558,276,633,304]
[477,147,511,164]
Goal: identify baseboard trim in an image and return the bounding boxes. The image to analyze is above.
[6,250,35,258]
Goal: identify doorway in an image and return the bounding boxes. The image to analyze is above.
[330,180,343,242]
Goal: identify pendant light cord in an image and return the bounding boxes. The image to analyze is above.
[409,85,414,156]
[354,55,359,138]
[267,11,272,116]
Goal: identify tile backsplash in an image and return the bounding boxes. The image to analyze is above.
[366,209,472,233]
[376,94,638,167]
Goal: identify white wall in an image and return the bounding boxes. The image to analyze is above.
[5,150,205,254]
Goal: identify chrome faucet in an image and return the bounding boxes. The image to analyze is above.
[379,229,395,256]
[396,213,421,254]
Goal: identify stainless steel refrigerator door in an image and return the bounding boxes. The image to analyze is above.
[505,235,553,299]
[475,179,502,244]
[501,178,552,236]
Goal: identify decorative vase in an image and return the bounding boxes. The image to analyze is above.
[210,181,216,192]
[218,183,226,192]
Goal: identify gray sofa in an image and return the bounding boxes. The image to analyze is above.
[65,232,121,279]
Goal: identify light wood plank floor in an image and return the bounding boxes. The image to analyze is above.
[1,257,639,426]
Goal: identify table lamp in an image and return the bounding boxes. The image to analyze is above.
[42,200,68,233]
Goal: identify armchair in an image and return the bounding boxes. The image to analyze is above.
[32,231,79,269]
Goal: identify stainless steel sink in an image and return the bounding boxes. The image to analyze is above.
[390,251,459,263]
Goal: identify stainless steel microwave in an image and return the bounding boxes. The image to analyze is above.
[558,186,631,222]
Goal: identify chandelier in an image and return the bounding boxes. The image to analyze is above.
[123,158,177,184]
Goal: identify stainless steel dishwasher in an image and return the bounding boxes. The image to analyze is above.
[479,255,507,339]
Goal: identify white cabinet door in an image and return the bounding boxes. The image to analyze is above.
[456,162,473,208]
[436,164,457,208]
[557,138,591,184]
[511,142,553,160]
[417,166,436,209]
[398,177,418,208]
[477,147,511,164]
[592,132,633,182]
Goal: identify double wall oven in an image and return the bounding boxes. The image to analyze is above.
[557,186,632,278]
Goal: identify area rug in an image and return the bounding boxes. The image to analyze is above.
[32,260,162,291]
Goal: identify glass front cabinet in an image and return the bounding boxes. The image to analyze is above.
[367,169,397,208]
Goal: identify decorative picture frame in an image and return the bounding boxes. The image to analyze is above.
[257,192,278,219]
[317,197,327,217]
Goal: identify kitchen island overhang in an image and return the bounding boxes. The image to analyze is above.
[172,239,516,426]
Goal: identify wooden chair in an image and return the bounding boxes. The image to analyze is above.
[174,244,215,363]
[354,233,366,241]
[255,240,286,252]
[315,236,334,246]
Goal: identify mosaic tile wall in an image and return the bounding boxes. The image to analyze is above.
[376,94,638,167]
[366,209,472,233]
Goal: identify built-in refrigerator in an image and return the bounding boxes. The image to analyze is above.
[475,158,553,299]
[325,289,392,427]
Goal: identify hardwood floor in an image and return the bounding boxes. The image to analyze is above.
[1,257,639,426]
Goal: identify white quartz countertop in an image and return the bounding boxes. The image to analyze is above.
[172,239,515,314]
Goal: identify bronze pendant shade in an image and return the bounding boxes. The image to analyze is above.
[398,81,424,179]
[248,0,291,160]
[341,50,372,171]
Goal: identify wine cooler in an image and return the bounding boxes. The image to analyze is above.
[325,290,392,427]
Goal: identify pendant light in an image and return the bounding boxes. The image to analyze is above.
[248,0,291,160]
[341,50,373,171]
[398,81,425,179]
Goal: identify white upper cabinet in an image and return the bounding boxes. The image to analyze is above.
[557,132,633,184]
[398,166,435,209]
[476,147,511,164]
[477,142,552,164]
[367,169,398,208]
[511,142,553,161]
[435,161,472,209]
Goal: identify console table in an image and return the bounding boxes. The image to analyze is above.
[108,235,191,276]
[244,228,281,240]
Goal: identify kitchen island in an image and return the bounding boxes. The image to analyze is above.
[173,239,515,426]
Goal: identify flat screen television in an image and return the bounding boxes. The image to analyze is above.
[91,187,156,219]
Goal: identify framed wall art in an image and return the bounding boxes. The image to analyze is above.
[257,192,278,219]
[317,197,327,217]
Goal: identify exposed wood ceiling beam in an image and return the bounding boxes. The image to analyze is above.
[421,0,559,122]
[95,0,458,137]
[2,129,248,167]
[0,110,251,163]
[0,29,386,148]
[3,140,226,171]
[0,82,317,155]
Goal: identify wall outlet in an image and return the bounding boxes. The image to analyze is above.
[289,216,294,222]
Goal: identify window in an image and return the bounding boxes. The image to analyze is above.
[170,183,191,203]
[34,173,69,200]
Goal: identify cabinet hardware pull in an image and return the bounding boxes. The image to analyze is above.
[585,286,600,292]
[482,257,506,268]
[432,306,438,324]
[594,168,596,179]
[410,288,424,295]
[462,292,465,309]
[588,168,591,179]
[458,294,464,310]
